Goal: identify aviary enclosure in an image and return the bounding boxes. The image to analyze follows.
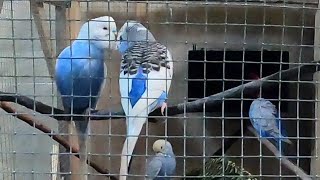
[0,0,319,179]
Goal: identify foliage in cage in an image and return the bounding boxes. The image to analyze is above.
[185,157,256,180]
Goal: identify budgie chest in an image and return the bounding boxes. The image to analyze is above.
[151,154,176,180]
[157,156,176,179]
[55,41,106,111]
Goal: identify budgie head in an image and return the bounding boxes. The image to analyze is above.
[78,16,117,50]
[250,98,276,112]
[152,139,174,155]
[250,98,266,108]
[117,20,156,54]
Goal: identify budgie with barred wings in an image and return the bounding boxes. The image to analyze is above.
[249,98,292,154]
[117,21,174,180]
[55,16,117,179]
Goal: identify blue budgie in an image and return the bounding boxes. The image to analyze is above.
[55,16,117,176]
[146,139,176,180]
[249,98,292,154]
[117,21,174,180]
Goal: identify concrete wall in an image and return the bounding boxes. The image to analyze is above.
[83,3,316,179]
[0,1,58,180]
[0,1,316,180]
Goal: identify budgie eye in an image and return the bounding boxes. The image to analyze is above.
[103,27,108,30]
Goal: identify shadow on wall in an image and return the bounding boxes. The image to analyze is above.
[79,4,315,179]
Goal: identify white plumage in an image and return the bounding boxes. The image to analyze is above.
[117,21,174,180]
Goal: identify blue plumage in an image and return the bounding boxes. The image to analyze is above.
[156,91,168,107]
[55,16,117,177]
[119,41,129,54]
[129,68,147,107]
[56,41,105,113]
[249,98,292,154]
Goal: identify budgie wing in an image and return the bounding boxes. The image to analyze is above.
[119,42,173,115]
[146,158,162,180]
[259,101,279,131]
[260,101,292,143]
[55,43,105,110]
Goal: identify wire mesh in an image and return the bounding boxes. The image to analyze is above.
[0,0,319,179]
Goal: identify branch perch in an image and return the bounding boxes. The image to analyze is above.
[248,127,311,180]
[0,62,319,123]
[0,101,118,180]
[0,91,124,120]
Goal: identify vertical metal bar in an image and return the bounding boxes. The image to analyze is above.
[222,1,228,178]
[0,2,14,179]
[183,1,188,178]
[311,0,320,178]
[54,4,71,180]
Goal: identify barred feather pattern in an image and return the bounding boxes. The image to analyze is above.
[121,42,171,75]
[186,158,257,180]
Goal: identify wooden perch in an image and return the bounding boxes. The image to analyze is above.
[248,127,311,180]
[0,62,318,179]
[30,1,56,77]
[94,61,320,120]
[0,101,118,180]
[0,62,319,123]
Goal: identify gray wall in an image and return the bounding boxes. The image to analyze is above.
[0,1,316,180]
[0,1,58,180]
[84,3,316,180]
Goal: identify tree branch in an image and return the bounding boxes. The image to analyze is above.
[0,101,118,180]
[248,127,311,180]
[0,91,125,121]
[0,62,319,123]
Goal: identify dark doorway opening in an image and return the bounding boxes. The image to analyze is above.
[188,49,290,114]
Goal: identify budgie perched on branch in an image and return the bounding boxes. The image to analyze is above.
[146,139,176,180]
[117,20,174,180]
[55,16,117,178]
[249,98,292,154]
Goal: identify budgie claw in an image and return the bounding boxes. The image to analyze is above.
[161,102,167,116]
[85,108,94,114]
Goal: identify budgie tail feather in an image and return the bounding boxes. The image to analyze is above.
[119,117,146,180]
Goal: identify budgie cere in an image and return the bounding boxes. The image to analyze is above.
[117,20,174,180]
[55,16,117,177]
[146,139,176,180]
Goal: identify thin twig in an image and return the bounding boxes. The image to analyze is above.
[0,101,118,180]
[248,127,311,180]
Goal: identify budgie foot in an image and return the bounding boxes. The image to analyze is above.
[283,138,293,145]
[161,102,167,116]
[84,108,95,118]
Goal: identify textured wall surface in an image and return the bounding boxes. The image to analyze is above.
[0,1,58,180]
[84,3,316,179]
[0,1,316,180]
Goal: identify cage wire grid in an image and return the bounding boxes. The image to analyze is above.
[0,0,319,179]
